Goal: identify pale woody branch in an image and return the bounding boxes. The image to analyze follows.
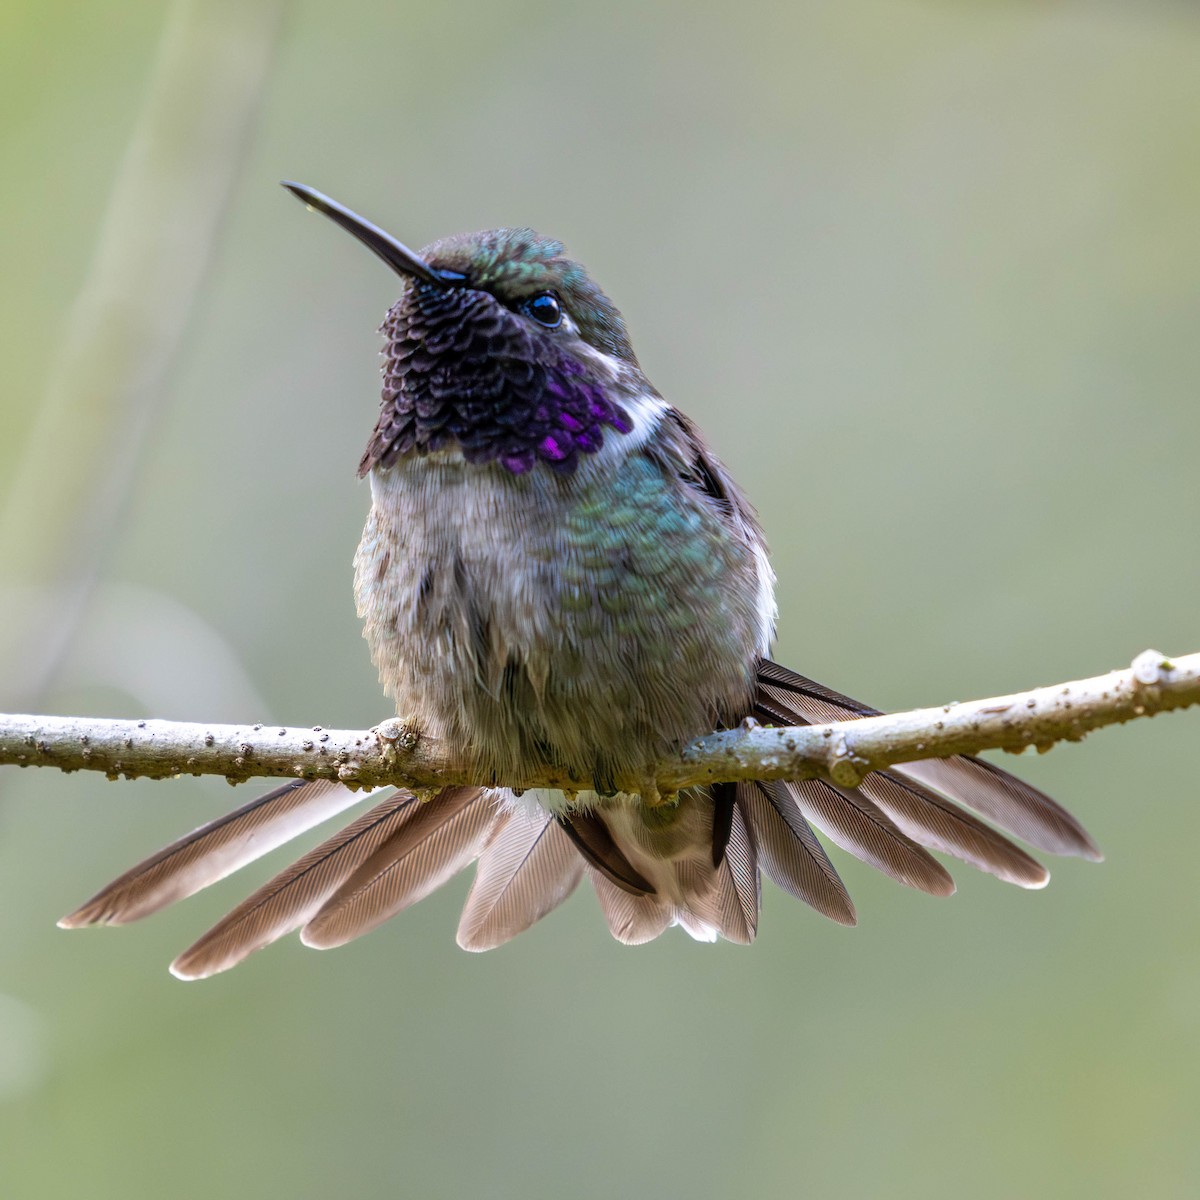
[0,649,1196,798]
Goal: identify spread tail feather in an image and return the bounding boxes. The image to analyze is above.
[59,779,366,928]
[755,658,1101,890]
[170,791,421,980]
[585,787,761,945]
[784,777,956,896]
[590,870,673,944]
[457,808,585,951]
[702,798,759,944]
[300,787,497,950]
[736,781,856,925]
[58,658,1100,974]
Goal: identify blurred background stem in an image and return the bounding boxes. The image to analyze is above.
[0,0,286,711]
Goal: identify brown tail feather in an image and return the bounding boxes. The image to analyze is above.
[857,772,1048,888]
[897,758,1102,860]
[736,781,856,925]
[784,778,956,896]
[557,809,655,895]
[56,655,1102,975]
[170,792,419,980]
[590,870,674,944]
[301,787,497,950]
[457,808,584,951]
[585,792,761,944]
[59,779,365,928]
[705,800,759,944]
[756,658,1100,862]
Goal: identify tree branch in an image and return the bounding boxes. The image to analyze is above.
[1,649,1195,799]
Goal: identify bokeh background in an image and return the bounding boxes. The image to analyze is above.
[2,1,1199,1196]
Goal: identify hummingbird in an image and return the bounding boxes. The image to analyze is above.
[60,183,1101,977]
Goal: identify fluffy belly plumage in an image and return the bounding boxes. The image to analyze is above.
[355,453,769,792]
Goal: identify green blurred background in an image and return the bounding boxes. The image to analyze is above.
[2,0,1199,1196]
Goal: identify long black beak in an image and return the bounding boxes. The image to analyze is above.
[281,181,443,287]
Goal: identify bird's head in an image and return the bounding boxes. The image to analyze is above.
[284,183,646,478]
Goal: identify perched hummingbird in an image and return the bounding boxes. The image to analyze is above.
[61,184,1101,977]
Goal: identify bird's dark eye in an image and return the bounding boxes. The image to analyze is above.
[522,292,562,328]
